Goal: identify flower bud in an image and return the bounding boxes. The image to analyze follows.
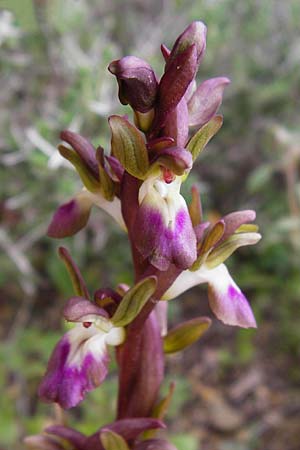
[108,56,158,113]
[167,21,207,69]
[47,191,93,238]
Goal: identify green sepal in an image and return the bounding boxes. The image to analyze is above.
[109,115,149,179]
[58,144,101,193]
[96,149,115,201]
[134,109,155,133]
[235,224,259,233]
[187,115,223,161]
[199,220,225,254]
[98,163,115,200]
[189,253,206,271]
[205,232,261,269]
[111,276,157,327]
[188,185,202,227]
[58,246,90,299]
[163,317,211,354]
[100,430,130,450]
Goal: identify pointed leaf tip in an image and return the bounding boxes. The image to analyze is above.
[109,115,149,179]
[58,246,90,298]
[163,317,211,354]
[111,276,157,327]
[187,115,223,161]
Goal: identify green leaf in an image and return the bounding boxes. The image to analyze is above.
[101,430,130,450]
[163,317,211,354]
[187,115,223,161]
[111,276,157,327]
[109,115,149,179]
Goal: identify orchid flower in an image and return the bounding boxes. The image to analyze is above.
[133,169,197,271]
[39,297,125,409]
[163,208,261,328]
[163,262,258,328]
[47,130,126,238]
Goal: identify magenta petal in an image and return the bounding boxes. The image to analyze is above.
[47,196,92,238]
[188,77,230,127]
[38,333,109,409]
[207,266,257,328]
[163,97,189,147]
[221,210,256,241]
[134,205,197,271]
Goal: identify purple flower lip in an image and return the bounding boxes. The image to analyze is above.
[221,210,256,241]
[163,263,258,329]
[63,297,109,322]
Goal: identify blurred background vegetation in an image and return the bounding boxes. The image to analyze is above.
[0,0,299,449]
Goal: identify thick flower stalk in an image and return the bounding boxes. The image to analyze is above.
[26,21,261,450]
